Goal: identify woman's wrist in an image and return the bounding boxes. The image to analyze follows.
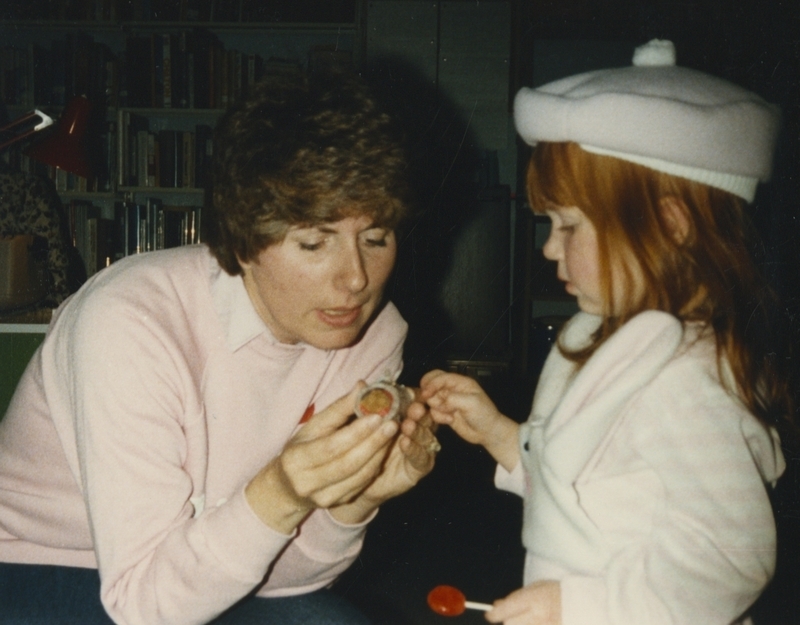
[328,494,381,525]
[245,461,314,534]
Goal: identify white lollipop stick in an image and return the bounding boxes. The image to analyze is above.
[464,600,493,611]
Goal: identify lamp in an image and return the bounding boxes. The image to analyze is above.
[0,97,96,312]
[24,96,94,179]
[0,109,54,151]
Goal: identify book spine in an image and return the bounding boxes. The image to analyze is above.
[157,130,176,188]
[86,217,98,277]
[113,200,127,259]
[162,33,172,108]
[151,34,162,108]
[117,109,127,187]
[137,129,149,188]
[127,203,144,255]
[182,131,194,188]
[147,132,157,187]
[175,131,184,188]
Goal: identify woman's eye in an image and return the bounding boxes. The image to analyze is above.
[298,240,324,251]
[362,230,390,247]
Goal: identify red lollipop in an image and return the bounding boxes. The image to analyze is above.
[427,585,493,616]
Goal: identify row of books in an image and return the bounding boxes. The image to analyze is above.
[117,114,214,189]
[4,0,355,23]
[2,115,211,193]
[124,29,271,109]
[1,29,274,110]
[66,198,203,279]
[1,35,116,109]
[115,198,203,258]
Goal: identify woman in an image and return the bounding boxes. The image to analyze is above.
[0,68,438,625]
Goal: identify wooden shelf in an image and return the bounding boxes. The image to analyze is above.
[0,307,54,327]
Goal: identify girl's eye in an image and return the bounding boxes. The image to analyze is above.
[558,224,576,233]
[365,237,388,247]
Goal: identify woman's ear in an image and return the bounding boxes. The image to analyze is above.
[659,196,691,245]
[236,252,252,271]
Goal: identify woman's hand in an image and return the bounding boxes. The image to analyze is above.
[486,581,561,625]
[419,370,520,471]
[330,393,439,524]
[245,383,400,534]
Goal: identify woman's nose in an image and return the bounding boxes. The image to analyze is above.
[336,247,368,292]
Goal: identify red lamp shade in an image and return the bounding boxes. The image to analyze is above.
[25,96,93,179]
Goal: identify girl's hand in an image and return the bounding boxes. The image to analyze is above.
[486,581,561,625]
[330,395,439,523]
[419,370,502,445]
[419,370,519,471]
[246,383,399,533]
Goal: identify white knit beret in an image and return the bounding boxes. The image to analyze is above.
[514,40,781,202]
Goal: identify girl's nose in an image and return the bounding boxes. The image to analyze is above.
[542,229,561,261]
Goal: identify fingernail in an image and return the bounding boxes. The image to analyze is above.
[362,415,381,428]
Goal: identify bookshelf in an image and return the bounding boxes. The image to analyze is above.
[0,10,359,278]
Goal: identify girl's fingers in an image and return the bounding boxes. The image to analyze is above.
[419,369,447,387]
[419,371,481,401]
[418,376,451,400]
[485,582,561,625]
[485,597,527,623]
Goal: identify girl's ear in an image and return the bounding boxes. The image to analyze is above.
[659,196,691,244]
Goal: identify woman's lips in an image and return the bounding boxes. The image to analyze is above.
[317,307,362,328]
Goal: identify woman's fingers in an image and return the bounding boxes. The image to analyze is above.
[281,414,399,502]
[397,410,440,469]
[401,412,437,448]
[398,432,438,472]
[301,434,395,507]
[295,383,366,441]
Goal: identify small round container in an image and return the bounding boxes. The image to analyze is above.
[354,381,413,422]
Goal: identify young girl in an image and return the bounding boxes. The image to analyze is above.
[420,40,792,625]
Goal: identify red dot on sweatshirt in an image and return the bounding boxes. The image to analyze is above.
[299,404,315,424]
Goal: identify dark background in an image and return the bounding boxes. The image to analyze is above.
[1,0,799,623]
[337,1,800,624]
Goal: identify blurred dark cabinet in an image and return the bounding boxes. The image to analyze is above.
[438,186,511,363]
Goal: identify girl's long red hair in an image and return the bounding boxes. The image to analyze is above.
[527,142,793,434]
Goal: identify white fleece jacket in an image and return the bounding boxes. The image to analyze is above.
[496,311,784,625]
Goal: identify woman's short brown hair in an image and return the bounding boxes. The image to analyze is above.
[207,67,413,275]
[527,141,792,433]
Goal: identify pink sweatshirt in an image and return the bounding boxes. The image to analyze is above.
[0,245,407,625]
